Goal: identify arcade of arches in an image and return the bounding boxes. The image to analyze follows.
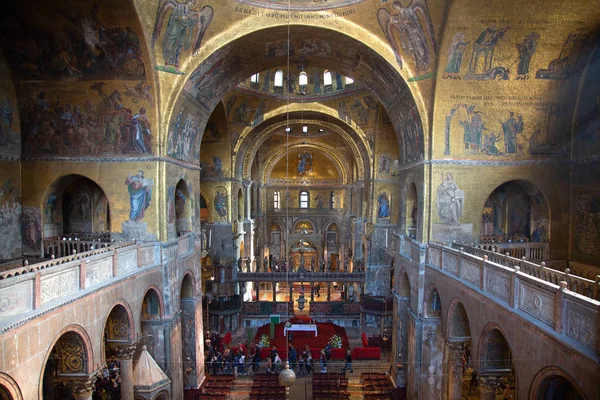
[0,0,598,399]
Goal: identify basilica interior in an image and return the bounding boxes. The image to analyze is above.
[0,0,598,399]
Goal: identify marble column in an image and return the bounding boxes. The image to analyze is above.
[478,374,507,400]
[256,282,260,301]
[115,343,137,400]
[310,282,314,302]
[327,283,331,301]
[446,341,465,400]
[273,283,277,302]
[243,180,253,220]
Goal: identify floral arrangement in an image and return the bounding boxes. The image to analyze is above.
[329,334,343,348]
[259,334,270,348]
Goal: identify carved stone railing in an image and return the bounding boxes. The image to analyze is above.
[237,271,366,283]
[43,238,115,259]
[361,296,394,314]
[426,243,600,355]
[68,232,112,241]
[208,295,242,313]
[454,243,599,300]
[1,241,136,280]
[243,301,293,315]
[310,301,360,315]
[0,233,200,328]
[466,240,549,261]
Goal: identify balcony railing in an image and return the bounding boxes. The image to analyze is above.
[454,243,599,300]
[237,271,365,282]
[208,295,242,313]
[425,242,600,354]
[361,296,394,314]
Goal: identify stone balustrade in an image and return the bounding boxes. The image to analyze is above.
[237,271,366,282]
[455,243,600,301]
[424,241,600,356]
[0,234,201,326]
[0,241,136,280]
[43,238,114,258]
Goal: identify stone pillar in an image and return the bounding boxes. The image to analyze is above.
[327,283,331,301]
[478,374,506,400]
[256,282,260,301]
[115,343,137,400]
[446,342,465,400]
[311,282,314,302]
[273,283,277,302]
[62,376,96,400]
[243,180,253,220]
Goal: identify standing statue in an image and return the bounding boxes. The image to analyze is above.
[264,256,269,271]
[436,173,464,226]
[245,258,251,272]
[327,258,332,272]
[237,257,243,272]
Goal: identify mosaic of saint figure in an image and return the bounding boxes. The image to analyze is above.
[377,0,437,72]
[126,170,152,221]
[214,189,228,219]
[436,173,463,226]
[152,0,214,72]
[378,192,390,219]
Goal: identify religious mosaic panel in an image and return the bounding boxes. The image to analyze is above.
[16,81,155,157]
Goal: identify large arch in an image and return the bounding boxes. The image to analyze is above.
[529,365,587,400]
[165,25,425,167]
[39,325,94,399]
[0,373,23,400]
[41,174,111,246]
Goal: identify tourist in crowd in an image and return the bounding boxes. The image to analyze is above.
[273,352,282,373]
[289,345,297,371]
[238,351,246,375]
[266,357,273,374]
[251,348,261,373]
[319,350,327,373]
[270,345,277,364]
[341,348,353,373]
[324,342,332,363]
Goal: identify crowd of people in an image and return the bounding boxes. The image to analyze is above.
[204,339,353,378]
[91,359,122,400]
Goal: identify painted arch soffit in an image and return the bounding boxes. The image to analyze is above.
[262,142,349,185]
[157,21,428,153]
[240,119,368,180]
[233,102,372,154]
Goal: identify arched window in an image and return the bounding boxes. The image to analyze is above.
[274,70,284,87]
[299,191,309,209]
[250,73,260,83]
[323,70,333,86]
[274,191,280,209]
[345,76,354,85]
[330,191,335,209]
[299,71,308,86]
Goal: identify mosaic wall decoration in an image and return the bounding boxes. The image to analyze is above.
[56,331,87,374]
[483,329,511,370]
[449,303,470,338]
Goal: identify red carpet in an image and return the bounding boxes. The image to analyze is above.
[253,316,349,350]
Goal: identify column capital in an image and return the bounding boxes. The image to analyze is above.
[446,341,465,360]
[59,375,97,400]
[243,179,253,188]
[113,342,137,361]
[478,374,508,397]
